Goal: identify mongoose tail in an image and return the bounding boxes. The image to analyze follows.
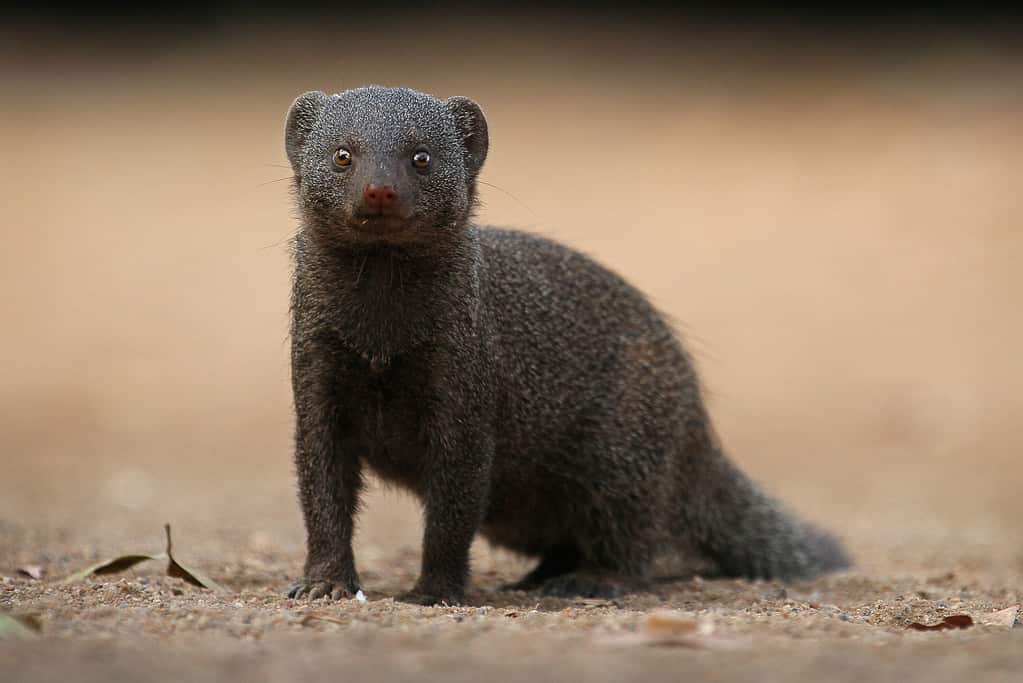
[678,444,851,580]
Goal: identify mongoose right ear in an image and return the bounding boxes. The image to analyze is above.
[285,91,329,171]
[446,96,489,178]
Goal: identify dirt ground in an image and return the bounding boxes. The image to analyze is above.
[2,16,1022,682]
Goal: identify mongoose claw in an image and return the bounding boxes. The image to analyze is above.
[287,579,357,601]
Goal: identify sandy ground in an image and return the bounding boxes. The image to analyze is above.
[2,17,1022,682]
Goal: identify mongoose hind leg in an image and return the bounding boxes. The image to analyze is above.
[508,500,656,599]
[523,442,662,599]
[502,545,581,591]
[504,552,643,599]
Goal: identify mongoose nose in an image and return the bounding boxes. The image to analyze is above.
[363,184,399,212]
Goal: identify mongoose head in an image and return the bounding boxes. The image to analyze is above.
[285,86,488,246]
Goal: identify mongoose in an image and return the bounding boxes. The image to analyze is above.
[284,86,849,604]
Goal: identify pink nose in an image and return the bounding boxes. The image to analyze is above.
[363,184,398,211]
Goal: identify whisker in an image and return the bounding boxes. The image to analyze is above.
[255,176,296,188]
[261,227,299,251]
[478,180,540,222]
[354,252,369,287]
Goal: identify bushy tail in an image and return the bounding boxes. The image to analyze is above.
[678,449,850,580]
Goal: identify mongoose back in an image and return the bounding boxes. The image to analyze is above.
[284,86,849,604]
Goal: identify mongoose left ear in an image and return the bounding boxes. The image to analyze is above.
[446,96,489,177]
[285,91,329,171]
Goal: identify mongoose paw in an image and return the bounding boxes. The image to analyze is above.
[538,572,626,599]
[287,579,359,601]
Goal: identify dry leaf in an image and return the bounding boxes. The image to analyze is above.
[0,613,41,639]
[908,615,974,631]
[16,565,46,580]
[62,524,229,594]
[162,524,229,594]
[980,606,1019,628]
[62,554,163,584]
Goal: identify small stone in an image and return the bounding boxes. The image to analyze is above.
[16,565,46,580]
[642,610,705,637]
[980,606,1019,628]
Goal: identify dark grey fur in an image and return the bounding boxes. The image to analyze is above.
[283,86,849,604]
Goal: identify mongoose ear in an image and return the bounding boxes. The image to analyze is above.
[285,91,329,171]
[446,96,489,177]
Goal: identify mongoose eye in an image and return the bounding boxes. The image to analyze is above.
[412,151,431,169]
[333,147,352,168]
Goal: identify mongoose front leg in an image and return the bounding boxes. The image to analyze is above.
[288,348,363,601]
[398,432,493,606]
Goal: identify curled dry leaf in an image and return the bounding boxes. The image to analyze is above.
[163,524,229,594]
[908,615,974,631]
[980,606,1019,628]
[16,565,46,580]
[62,524,229,594]
[62,554,164,584]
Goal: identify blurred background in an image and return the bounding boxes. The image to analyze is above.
[1,4,1021,580]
